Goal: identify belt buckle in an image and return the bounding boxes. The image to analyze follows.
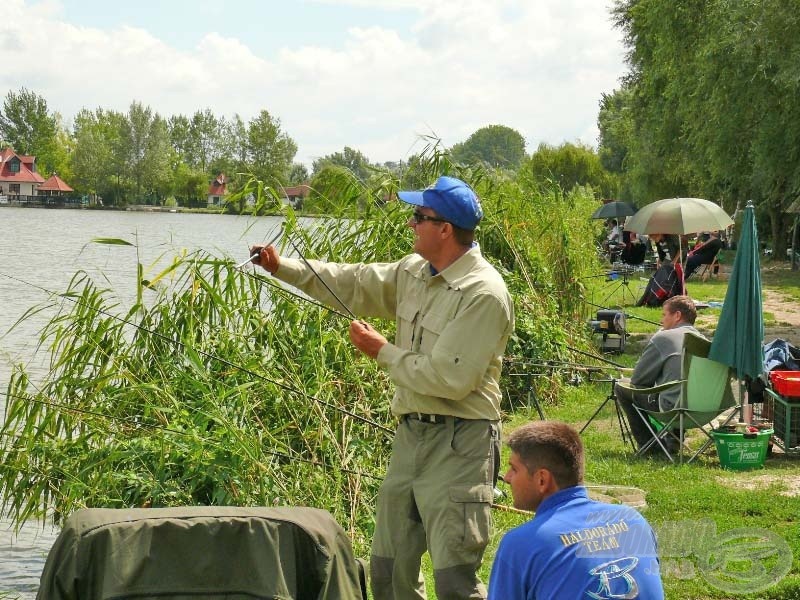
[414,412,435,423]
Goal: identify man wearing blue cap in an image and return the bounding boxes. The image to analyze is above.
[251,175,514,599]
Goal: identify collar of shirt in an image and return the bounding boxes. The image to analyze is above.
[427,243,482,281]
[533,485,589,519]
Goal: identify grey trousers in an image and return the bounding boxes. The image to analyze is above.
[615,379,662,449]
[370,417,499,600]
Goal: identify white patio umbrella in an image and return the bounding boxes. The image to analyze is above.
[623,197,733,236]
[624,197,733,291]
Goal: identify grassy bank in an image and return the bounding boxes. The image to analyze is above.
[2,156,799,598]
[470,268,800,599]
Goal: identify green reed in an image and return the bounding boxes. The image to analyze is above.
[0,150,604,556]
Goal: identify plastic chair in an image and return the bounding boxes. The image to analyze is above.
[617,331,738,463]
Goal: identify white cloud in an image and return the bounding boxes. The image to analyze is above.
[0,0,626,166]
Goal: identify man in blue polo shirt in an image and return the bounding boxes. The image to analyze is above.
[488,421,664,600]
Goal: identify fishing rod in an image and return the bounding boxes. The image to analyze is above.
[0,389,384,482]
[503,357,608,372]
[249,272,351,320]
[235,227,284,269]
[556,341,628,370]
[285,234,359,321]
[0,271,394,436]
[238,250,629,376]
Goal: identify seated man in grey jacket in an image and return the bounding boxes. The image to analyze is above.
[615,295,702,454]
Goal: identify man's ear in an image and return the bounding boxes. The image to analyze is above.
[535,468,558,494]
[440,222,454,240]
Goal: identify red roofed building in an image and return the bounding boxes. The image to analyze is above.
[38,173,74,194]
[281,183,310,209]
[0,147,45,198]
[207,173,228,206]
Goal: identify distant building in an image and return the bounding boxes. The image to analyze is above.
[281,183,310,209]
[38,173,74,195]
[207,173,229,206]
[0,147,45,198]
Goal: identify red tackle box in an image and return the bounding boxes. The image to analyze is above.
[769,370,800,398]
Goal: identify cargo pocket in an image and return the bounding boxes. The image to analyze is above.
[449,484,493,552]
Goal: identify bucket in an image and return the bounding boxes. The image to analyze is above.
[711,428,773,470]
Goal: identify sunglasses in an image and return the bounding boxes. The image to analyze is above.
[411,211,448,225]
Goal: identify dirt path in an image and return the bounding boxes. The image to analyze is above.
[762,288,800,345]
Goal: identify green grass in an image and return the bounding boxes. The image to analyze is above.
[469,262,800,599]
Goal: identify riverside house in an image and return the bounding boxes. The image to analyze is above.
[0,147,45,203]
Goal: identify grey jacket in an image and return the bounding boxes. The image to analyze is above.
[631,324,702,410]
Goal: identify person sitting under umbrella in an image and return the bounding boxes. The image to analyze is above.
[650,233,681,266]
[685,231,722,279]
[603,219,625,261]
[620,230,647,265]
[636,233,685,306]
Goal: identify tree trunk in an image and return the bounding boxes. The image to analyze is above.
[770,206,790,260]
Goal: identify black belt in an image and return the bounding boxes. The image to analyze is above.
[403,412,454,424]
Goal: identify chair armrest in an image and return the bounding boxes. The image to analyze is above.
[616,379,684,395]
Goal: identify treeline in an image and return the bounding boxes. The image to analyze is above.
[600,0,800,256]
[0,88,618,209]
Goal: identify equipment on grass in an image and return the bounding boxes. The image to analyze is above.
[588,309,627,353]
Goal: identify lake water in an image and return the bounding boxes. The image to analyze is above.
[0,207,284,597]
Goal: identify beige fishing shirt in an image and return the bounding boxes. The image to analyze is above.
[273,246,514,420]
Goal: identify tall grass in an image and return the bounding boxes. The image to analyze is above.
[0,149,606,557]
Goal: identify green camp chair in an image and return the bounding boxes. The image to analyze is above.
[617,331,738,463]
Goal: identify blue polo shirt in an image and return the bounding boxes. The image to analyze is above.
[488,486,664,600]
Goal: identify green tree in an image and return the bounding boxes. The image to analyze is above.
[522,142,618,199]
[171,161,207,206]
[71,108,131,205]
[610,0,800,254]
[141,115,173,203]
[190,109,222,174]
[71,109,112,200]
[450,125,526,169]
[0,88,65,176]
[168,114,194,165]
[597,89,632,175]
[247,110,297,186]
[125,102,155,200]
[312,146,373,181]
[214,113,249,181]
[289,163,309,184]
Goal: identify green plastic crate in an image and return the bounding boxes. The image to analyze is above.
[763,388,800,455]
[711,428,773,470]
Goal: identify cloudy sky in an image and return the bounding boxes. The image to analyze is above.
[2,0,627,167]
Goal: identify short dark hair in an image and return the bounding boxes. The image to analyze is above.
[451,223,475,247]
[506,421,584,488]
[429,209,476,246]
[664,295,697,324]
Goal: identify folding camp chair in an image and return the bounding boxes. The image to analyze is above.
[697,256,720,282]
[617,331,738,463]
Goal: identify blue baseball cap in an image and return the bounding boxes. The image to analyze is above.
[397,176,483,230]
